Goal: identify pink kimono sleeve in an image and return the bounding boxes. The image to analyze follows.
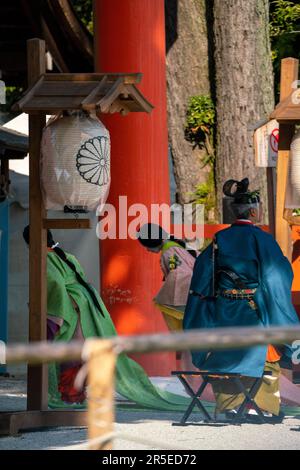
[154,247,196,307]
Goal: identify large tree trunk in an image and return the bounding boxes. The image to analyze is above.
[165,0,211,205]
[214,0,274,221]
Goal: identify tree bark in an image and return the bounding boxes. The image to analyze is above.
[213,0,274,221]
[165,0,211,205]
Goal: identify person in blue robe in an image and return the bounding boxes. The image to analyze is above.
[183,178,300,418]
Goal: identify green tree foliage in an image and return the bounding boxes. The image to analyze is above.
[71,0,93,34]
[185,96,216,221]
[1,87,23,114]
[270,0,300,97]
[189,170,216,222]
[185,95,215,166]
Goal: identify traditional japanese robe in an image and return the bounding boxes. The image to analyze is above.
[47,251,191,410]
[154,241,196,331]
[183,222,300,378]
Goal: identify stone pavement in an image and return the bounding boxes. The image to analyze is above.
[0,376,299,450]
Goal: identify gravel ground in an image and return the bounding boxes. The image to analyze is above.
[0,377,299,450]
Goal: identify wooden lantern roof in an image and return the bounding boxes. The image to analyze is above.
[13,73,154,115]
[0,126,28,159]
[270,88,300,122]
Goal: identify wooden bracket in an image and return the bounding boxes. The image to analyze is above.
[43,219,92,230]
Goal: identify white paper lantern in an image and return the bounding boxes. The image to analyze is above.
[41,112,110,211]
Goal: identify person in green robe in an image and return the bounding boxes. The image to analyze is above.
[23,226,190,411]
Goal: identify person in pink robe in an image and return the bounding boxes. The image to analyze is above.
[137,223,197,328]
[137,223,215,400]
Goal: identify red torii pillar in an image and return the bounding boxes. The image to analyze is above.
[94,0,176,375]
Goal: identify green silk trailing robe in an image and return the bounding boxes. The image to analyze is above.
[47,251,191,410]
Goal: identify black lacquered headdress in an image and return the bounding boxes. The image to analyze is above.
[223,178,260,204]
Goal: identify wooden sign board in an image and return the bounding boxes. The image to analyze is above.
[254,119,279,168]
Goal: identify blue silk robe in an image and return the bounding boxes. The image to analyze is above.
[183,223,300,378]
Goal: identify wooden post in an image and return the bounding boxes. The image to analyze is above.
[275,58,299,258]
[95,0,176,376]
[84,340,116,450]
[27,38,48,410]
[267,167,275,237]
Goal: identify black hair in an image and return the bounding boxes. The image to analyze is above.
[23,225,105,317]
[137,223,197,258]
[137,223,166,249]
[231,207,252,220]
[23,225,54,248]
